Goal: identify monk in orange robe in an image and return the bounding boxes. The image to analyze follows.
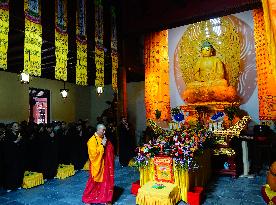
[82,124,114,205]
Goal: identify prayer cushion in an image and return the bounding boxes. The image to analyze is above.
[56,164,75,179]
[22,171,44,189]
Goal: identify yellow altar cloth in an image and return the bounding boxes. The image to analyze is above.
[139,150,211,202]
[22,171,44,189]
[56,164,75,179]
[136,181,181,205]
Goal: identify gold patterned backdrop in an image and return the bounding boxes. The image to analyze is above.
[253,8,276,120]
[174,15,257,104]
[145,30,170,120]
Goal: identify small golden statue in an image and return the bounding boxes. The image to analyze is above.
[182,40,238,103]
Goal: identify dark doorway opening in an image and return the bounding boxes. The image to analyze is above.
[29,88,50,124]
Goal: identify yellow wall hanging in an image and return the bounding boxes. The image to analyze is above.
[76,0,87,86]
[144,30,171,121]
[0,1,9,70]
[55,0,68,81]
[95,0,104,89]
[24,0,42,76]
[111,6,118,92]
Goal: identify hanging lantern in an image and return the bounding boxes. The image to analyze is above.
[60,81,69,98]
[20,72,30,84]
[96,86,103,95]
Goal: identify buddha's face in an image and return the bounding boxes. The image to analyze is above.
[201,46,212,57]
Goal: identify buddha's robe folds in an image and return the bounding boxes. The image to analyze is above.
[187,56,227,89]
[82,133,114,204]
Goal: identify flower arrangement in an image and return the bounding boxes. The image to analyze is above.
[133,120,212,170]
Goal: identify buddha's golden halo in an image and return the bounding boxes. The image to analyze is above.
[175,16,241,87]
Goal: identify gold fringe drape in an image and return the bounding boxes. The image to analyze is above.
[144,30,170,120]
[0,1,9,70]
[24,0,42,76]
[95,0,104,89]
[76,0,87,85]
[253,8,276,120]
[55,0,68,81]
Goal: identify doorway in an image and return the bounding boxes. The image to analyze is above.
[29,88,50,124]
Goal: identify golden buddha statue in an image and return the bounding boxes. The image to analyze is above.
[182,41,237,103]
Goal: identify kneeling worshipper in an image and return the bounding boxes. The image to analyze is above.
[82,124,114,205]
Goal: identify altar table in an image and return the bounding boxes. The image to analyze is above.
[139,150,211,202]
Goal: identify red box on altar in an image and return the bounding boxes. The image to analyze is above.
[131,180,140,195]
[187,186,204,205]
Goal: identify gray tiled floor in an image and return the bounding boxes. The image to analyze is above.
[0,159,267,204]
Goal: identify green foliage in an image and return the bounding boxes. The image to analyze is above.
[171,107,181,116]
[224,106,240,121]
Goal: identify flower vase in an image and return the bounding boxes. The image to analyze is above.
[209,123,213,131]
[217,122,223,130]
[213,123,218,130]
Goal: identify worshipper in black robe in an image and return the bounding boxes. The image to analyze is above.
[71,123,87,170]
[3,122,25,191]
[25,122,40,172]
[39,124,58,180]
[80,122,90,167]
[0,124,6,188]
[119,117,132,167]
[57,121,69,164]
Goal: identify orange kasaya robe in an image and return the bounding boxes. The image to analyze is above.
[82,133,114,204]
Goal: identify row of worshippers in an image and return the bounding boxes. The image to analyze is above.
[0,117,135,192]
[0,120,94,191]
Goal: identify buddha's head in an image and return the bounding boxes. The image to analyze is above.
[201,40,214,57]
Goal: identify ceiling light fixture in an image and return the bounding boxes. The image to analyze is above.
[96,86,103,95]
[20,72,30,84]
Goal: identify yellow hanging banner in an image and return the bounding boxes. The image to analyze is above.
[111,6,118,92]
[76,0,87,86]
[95,0,104,88]
[55,0,68,81]
[0,1,9,70]
[76,41,87,85]
[24,0,42,76]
